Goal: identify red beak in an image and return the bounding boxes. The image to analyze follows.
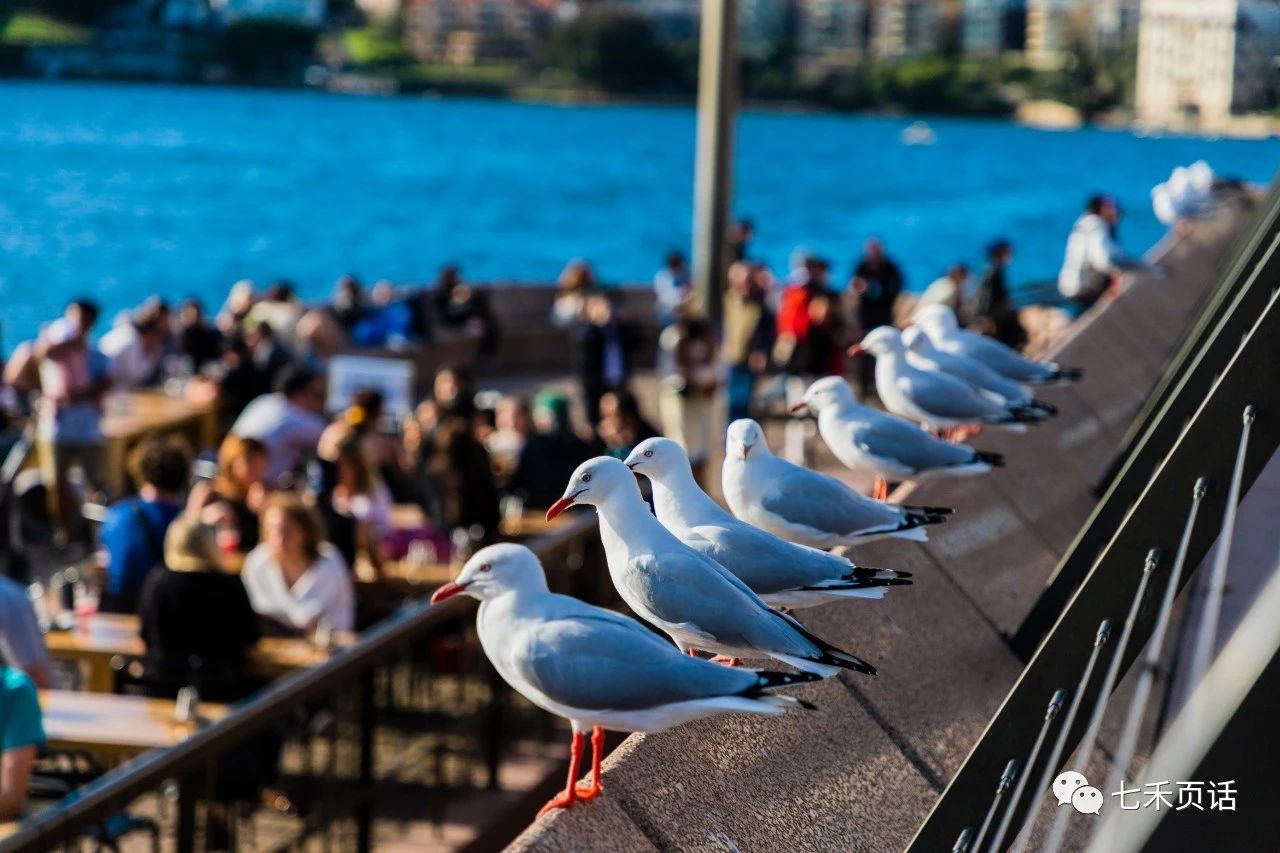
[546,497,574,521]
[848,344,867,357]
[430,581,468,604]
[789,402,808,413]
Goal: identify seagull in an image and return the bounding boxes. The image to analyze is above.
[431,543,819,816]
[623,437,912,609]
[546,457,877,677]
[851,326,1052,432]
[914,304,1084,385]
[723,419,950,547]
[901,326,1056,416]
[791,377,1004,499]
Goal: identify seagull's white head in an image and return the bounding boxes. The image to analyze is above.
[726,418,768,462]
[429,543,547,604]
[851,326,905,358]
[623,437,690,483]
[914,304,959,340]
[792,376,857,415]
[901,325,938,356]
[546,456,638,520]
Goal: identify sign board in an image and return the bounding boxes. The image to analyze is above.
[326,355,416,423]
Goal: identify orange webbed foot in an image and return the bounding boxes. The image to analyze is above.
[709,655,743,667]
[538,790,578,817]
[574,781,604,801]
[872,477,889,501]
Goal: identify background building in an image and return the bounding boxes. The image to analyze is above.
[797,0,868,71]
[403,0,552,64]
[1025,0,1080,67]
[961,0,1026,55]
[870,0,941,60]
[1136,0,1280,129]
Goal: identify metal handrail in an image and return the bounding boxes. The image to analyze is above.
[1011,181,1280,659]
[0,594,470,852]
[908,239,1280,850]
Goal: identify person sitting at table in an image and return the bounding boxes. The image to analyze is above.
[242,494,355,633]
[0,575,53,689]
[0,663,44,821]
[99,438,190,614]
[212,434,269,554]
[230,365,327,487]
[309,437,390,577]
[98,303,167,390]
[137,489,261,702]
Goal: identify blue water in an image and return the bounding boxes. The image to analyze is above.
[1,80,1277,347]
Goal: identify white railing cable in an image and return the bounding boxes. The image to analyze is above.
[1187,406,1255,688]
[1008,620,1112,853]
[1041,551,1159,853]
[1087,478,1209,853]
[971,759,1018,853]
[985,689,1067,853]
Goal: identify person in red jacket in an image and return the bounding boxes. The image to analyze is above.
[775,257,845,378]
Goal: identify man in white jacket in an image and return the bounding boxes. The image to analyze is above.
[1057,194,1141,313]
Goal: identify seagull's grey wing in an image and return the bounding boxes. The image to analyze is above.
[685,522,837,593]
[957,332,1047,379]
[623,552,818,659]
[898,370,1004,420]
[517,614,759,711]
[854,416,976,471]
[760,468,902,535]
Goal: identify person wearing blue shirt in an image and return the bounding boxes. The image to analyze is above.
[0,665,45,819]
[100,438,191,613]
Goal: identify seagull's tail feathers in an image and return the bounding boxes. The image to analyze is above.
[1026,398,1059,416]
[847,564,914,581]
[740,670,821,712]
[902,505,953,518]
[1048,365,1084,383]
[755,694,818,712]
[773,614,878,677]
[973,450,1005,468]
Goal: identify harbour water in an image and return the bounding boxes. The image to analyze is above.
[1,80,1277,347]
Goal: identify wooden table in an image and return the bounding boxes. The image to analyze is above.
[100,390,218,493]
[46,614,350,693]
[40,690,229,765]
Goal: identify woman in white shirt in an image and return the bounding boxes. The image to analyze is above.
[241,494,356,633]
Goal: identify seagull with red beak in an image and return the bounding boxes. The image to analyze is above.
[722,418,950,548]
[429,543,818,817]
[548,456,877,677]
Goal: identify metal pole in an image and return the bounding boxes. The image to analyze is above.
[691,0,739,327]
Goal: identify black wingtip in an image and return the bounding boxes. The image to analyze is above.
[849,565,914,580]
[797,698,818,711]
[1056,366,1085,381]
[1030,399,1059,416]
[753,669,823,692]
[903,505,954,516]
[905,511,949,528]
[974,450,1005,467]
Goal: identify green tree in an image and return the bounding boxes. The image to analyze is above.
[542,5,678,94]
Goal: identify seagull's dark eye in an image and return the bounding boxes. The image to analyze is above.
[643,450,653,458]
[478,564,492,573]
[581,473,592,483]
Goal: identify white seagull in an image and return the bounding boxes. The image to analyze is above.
[852,326,1051,431]
[623,437,912,609]
[722,419,951,548]
[901,326,1057,416]
[914,304,1083,385]
[546,457,877,677]
[431,543,818,816]
[791,377,1004,499]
